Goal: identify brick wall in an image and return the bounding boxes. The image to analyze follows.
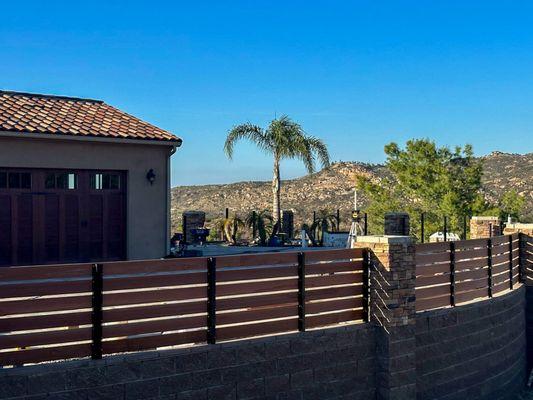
[416,286,527,400]
[0,324,376,400]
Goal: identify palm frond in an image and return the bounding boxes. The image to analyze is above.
[224,124,269,160]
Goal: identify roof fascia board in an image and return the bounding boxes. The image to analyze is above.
[0,131,182,147]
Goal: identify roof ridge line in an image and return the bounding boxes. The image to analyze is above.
[0,90,104,104]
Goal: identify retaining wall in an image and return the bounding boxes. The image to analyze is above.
[0,324,376,400]
[416,285,527,400]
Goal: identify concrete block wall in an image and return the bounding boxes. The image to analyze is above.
[0,324,376,400]
[416,286,527,400]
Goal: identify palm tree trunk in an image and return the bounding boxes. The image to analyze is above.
[272,157,281,225]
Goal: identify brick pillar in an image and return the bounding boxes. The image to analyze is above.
[470,216,501,239]
[352,235,416,400]
[384,212,410,236]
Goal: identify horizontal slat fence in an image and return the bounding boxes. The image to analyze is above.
[0,248,366,367]
[416,234,520,312]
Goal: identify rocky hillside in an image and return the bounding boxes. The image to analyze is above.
[171,152,533,232]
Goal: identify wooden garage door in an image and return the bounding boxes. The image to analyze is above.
[0,169,126,266]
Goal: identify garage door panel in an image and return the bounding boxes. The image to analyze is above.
[0,195,12,266]
[17,194,33,265]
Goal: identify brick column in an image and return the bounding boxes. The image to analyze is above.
[352,235,416,400]
[470,216,501,239]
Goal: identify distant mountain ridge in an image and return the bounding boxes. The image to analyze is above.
[171,152,532,232]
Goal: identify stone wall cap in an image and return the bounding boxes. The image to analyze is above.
[471,216,499,221]
[352,235,413,244]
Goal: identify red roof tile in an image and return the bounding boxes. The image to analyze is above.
[0,91,181,143]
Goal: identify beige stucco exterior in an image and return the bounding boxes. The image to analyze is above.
[0,133,177,260]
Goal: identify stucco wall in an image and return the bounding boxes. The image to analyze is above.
[416,286,527,400]
[0,135,174,260]
[0,324,376,400]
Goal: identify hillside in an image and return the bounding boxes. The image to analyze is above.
[171,152,533,232]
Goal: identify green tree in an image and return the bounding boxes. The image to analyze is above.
[224,116,330,228]
[357,139,483,241]
[499,189,526,220]
[245,210,273,246]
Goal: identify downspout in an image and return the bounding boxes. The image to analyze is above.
[165,140,181,255]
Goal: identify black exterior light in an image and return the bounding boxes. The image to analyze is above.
[146,169,156,185]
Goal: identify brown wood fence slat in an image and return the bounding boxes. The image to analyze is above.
[455,248,488,261]
[306,297,363,314]
[455,278,488,292]
[103,315,206,338]
[217,265,297,282]
[304,248,362,262]
[492,235,511,246]
[104,258,207,275]
[0,280,91,299]
[0,295,92,317]
[217,304,297,326]
[455,287,488,303]
[415,284,450,299]
[455,257,489,269]
[0,327,91,349]
[216,318,297,341]
[0,343,91,366]
[102,330,206,354]
[103,301,207,323]
[454,238,488,250]
[455,267,488,281]
[416,263,451,277]
[306,309,364,329]
[0,311,92,333]
[306,260,364,275]
[215,252,298,268]
[416,252,451,265]
[217,292,298,312]
[104,286,206,307]
[416,242,450,253]
[417,274,450,287]
[306,285,364,301]
[217,278,296,297]
[104,272,206,291]
[306,272,363,288]
[416,295,450,311]
[0,263,92,281]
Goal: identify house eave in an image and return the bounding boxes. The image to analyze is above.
[0,130,183,147]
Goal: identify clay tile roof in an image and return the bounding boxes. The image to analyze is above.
[0,91,181,143]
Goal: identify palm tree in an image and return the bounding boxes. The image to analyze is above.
[224,216,245,245]
[245,210,273,246]
[303,209,338,246]
[224,116,330,229]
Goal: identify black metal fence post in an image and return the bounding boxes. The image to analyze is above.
[463,216,468,240]
[252,211,257,240]
[91,263,103,360]
[297,252,306,332]
[362,249,370,322]
[509,235,514,290]
[421,212,425,243]
[182,214,187,244]
[336,209,340,231]
[207,257,217,344]
[518,233,523,283]
[488,238,493,298]
[444,216,448,242]
[364,213,368,236]
[489,223,493,238]
[449,242,456,307]
[225,208,229,219]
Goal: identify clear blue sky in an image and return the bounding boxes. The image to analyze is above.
[2,1,533,186]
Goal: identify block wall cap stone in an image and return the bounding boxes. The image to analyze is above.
[471,216,500,221]
[353,235,413,244]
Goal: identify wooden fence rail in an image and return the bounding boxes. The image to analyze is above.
[0,248,366,367]
[415,233,521,312]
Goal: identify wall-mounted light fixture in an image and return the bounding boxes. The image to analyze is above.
[146,169,156,185]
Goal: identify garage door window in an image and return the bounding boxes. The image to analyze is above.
[45,173,77,189]
[91,173,120,190]
[0,172,31,189]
